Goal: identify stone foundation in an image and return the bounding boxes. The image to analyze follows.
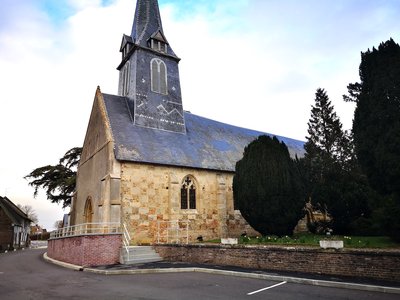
[154,244,400,283]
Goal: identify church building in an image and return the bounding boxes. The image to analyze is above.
[70,0,304,244]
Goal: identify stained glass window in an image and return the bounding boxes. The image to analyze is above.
[181,176,196,210]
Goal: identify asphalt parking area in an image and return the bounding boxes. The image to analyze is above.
[67,272,400,300]
[0,249,399,300]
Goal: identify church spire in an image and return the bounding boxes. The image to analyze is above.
[131,0,163,43]
[130,0,176,57]
[117,0,185,134]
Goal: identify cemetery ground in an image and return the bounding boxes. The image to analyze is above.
[214,234,400,249]
[1,248,399,299]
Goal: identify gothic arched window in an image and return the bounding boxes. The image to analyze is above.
[181,176,196,210]
[151,58,167,95]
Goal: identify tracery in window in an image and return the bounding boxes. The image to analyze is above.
[181,176,196,210]
[151,58,167,95]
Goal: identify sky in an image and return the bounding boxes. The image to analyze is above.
[0,0,399,230]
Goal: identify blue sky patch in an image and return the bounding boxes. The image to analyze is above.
[38,0,73,24]
[160,0,248,20]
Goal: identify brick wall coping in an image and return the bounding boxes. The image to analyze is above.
[49,233,122,241]
[154,243,400,282]
[156,243,400,257]
[47,234,122,267]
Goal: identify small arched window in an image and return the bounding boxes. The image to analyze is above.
[181,176,196,210]
[151,58,167,95]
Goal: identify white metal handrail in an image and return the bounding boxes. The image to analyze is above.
[50,222,122,239]
[157,220,189,244]
[122,223,131,261]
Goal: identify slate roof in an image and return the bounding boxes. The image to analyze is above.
[103,93,305,172]
[130,0,177,57]
[0,196,32,225]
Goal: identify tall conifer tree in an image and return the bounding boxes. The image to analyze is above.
[303,89,368,234]
[345,39,400,240]
[305,89,347,162]
[346,39,400,197]
[304,88,349,192]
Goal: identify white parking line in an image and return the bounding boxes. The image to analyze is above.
[247,281,287,295]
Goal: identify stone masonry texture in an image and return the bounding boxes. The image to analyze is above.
[120,163,258,244]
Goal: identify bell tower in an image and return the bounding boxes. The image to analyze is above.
[117,0,186,134]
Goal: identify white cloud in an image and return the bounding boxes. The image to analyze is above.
[67,0,103,10]
[162,0,399,139]
[0,0,132,229]
[0,0,398,229]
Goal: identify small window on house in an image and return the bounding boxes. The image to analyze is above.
[181,176,196,210]
[151,58,167,95]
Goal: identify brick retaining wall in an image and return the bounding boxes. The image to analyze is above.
[154,244,400,282]
[47,234,122,267]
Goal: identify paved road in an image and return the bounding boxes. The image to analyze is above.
[0,249,398,300]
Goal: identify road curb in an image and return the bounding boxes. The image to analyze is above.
[43,253,400,294]
[43,252,84,271]
[85,267,197,275]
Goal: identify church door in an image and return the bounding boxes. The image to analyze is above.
[84,198,93,224]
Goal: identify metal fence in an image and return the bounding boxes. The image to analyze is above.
[50,222,122,239]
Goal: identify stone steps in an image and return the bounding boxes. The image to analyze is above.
[120,246,163,265]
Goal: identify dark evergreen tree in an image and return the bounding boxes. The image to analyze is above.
[25,147,82,208]
[303,89,370,234]
[305,88,348,163]
[346,39,400,197]
[345,38,400,240]
[233,135,305,236]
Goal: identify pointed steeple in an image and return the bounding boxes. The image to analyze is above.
[130,0,176,57]
[116,0,185,134]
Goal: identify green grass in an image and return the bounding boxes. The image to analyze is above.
[341,235,399,248]
[207,234,400,249]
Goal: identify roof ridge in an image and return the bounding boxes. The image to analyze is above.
[0,196,32,222]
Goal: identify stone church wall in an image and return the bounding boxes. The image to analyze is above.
[120,162,258,244]
[72,91,121,226]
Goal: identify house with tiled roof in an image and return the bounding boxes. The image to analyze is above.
[70,0,304,244]
[0,196,31,251]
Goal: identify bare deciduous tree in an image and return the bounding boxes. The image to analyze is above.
[17,204,39,224]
